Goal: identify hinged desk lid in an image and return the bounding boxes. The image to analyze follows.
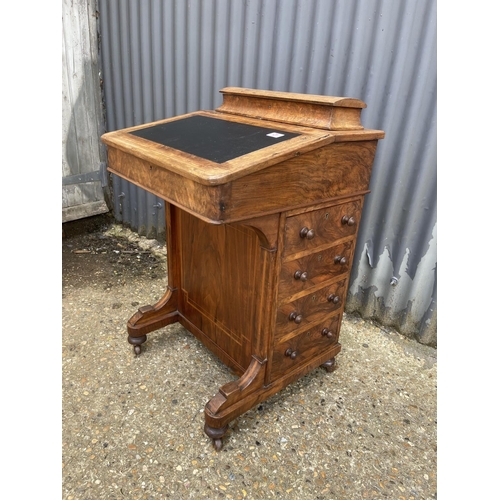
[101,88,384,186]
[128,114,300,164]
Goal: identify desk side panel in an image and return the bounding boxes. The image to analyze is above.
[177,211,274,372]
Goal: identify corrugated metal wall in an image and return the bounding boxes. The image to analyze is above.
[98,0,437,346]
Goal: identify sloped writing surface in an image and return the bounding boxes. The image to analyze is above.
[129,115,299,164]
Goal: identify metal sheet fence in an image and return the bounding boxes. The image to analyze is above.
[98,0,437,345]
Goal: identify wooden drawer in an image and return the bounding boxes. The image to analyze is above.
[283,199,362,257]
[271,314,341,381]
[278,240,353,301]
[275,279,347,337]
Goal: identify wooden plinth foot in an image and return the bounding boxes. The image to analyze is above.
[321,357,337,373]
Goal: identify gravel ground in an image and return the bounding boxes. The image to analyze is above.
[62,215,437,500]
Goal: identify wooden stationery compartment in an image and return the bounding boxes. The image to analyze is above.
[283,199,362,258]
[275,279,347,337]
[101,87,384,451]
[271,314,342,381]
[278,240,353,301]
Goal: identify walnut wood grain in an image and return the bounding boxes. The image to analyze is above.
[217,87,366,130]
[178,212,261,369]
[204,342,342,433]
[106,146,227,223]
[271,314,341,381]
[275,279,348,337]
[102,111,336,186]
[102,109,383,188]
[101,87,384,450]
[126,203,181,354]
[278,241,353,301]
[235,213,281,251]
[283,198,363,259]
[177,210,279,371]
[224,141,377,222]
[205,355,267,418]
[219,87,367,108]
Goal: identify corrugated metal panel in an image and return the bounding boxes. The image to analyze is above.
[98,0,437,345]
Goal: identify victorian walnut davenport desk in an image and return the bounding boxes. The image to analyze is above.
[101,87,384,450]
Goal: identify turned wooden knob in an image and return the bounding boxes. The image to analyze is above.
[334,255,347,265]
[294,270,308,282]
[322,328,334,338]
[289,311,303,324]
[341,215,356,226]
[327,294,340,304]
[299,227,315,240]
[285,348,297,360]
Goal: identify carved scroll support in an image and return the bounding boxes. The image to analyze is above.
[204,355,267,449]
[127,288,179,354]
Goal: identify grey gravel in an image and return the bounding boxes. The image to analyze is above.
[62,216,437,499]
